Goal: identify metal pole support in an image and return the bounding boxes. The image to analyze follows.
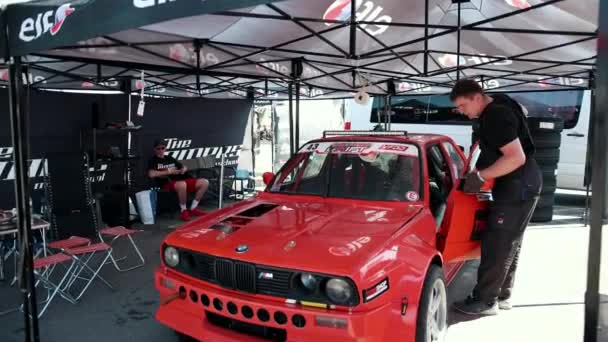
[218,146,226,209]
[8,56,40,341]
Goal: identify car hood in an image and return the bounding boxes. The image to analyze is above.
[165,196,423,276]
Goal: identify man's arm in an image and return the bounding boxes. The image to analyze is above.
[479,138,526,180]
[149,168,175,179]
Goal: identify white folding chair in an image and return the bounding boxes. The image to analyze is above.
[32,253,79,317]
[98,226,145,272]
[60,242,114,300]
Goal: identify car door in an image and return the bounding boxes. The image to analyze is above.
[437,142,490,263]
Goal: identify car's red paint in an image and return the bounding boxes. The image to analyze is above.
[155,133,489,341]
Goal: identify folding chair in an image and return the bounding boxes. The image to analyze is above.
[43,153,99,241]
[32,253,79,317]
[97,226,145,272]
[59,242,114,301]
[45,152,143,273]
[47,236,92,250]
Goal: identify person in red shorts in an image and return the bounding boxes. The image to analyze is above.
[148,139,209,221]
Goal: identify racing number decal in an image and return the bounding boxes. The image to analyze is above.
[307,143,319,151]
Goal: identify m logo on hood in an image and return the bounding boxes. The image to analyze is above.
[19,3,75,42]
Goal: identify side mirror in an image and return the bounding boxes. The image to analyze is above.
[262,172,274,186]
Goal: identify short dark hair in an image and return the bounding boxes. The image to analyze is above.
[450,79,483,101]
[153,139,167,148]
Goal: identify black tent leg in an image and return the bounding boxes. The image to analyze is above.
[288,83,294,156]
[8,57,40,341]
[295,82,300,151]
[250,105,256,179]
[271,101,276,172]
[584,75,595,226]
[585,4,606,339]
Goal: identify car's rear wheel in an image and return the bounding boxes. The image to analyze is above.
[416,265,447,342]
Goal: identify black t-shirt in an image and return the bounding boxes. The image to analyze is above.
[147,155,189,187]
[476,94,541,201]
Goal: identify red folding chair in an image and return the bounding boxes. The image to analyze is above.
[98,226,145,272]
[32,253,79,317]
[47,236,91,250]
[59,242,114,301]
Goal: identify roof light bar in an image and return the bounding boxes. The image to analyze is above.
[323,130,408,138]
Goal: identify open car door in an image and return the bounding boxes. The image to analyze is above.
[437,143,491,262]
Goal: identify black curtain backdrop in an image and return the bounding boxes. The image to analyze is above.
[0,89,251,211]
[130,96,252,190]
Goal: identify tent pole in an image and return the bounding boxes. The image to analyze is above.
[456,1,461,81]
[8,56,40,342]
[387,94,392,131]
[288,82,294,156]
[295,82,300,151]
[424,0,429,76]
[349,0,356,58]
[583,71,595,226]
[271,101,275,173]
[219,146,225,209]
[250,105,256,180]
[584,3,606,339]
[195,39,201,95]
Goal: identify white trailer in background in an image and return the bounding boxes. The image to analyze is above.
[347,90,590,191]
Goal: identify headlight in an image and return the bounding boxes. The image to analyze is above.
[299,273,319,292]
[325,278,355,305]
[163,246,180,267]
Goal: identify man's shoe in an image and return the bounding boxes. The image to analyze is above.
[189,208,207,217]
[453,296,498,316]
[180,210,191,221]
[498,298,512,310]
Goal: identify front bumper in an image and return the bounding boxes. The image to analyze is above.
[155,268,414,342]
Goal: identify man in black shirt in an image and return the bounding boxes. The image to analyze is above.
[450,79,542,315]
[148,139,209,221]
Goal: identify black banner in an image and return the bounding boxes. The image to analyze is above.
[0,89,251,211]
[3,0,280,57]
[0,89,126,210]
[131,96,252,187]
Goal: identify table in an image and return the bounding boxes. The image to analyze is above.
[0,218,50,284]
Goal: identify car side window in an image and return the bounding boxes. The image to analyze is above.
[441,141,465,178]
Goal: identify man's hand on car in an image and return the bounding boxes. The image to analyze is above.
[462,171,485,193]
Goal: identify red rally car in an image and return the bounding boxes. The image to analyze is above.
[155,131,491,342]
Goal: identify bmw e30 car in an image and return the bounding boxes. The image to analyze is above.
[155,130,490,342]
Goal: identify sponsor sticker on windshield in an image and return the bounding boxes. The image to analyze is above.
[325,143,371,154]
[299,142,417,157]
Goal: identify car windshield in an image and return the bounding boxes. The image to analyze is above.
[268,141,422,202]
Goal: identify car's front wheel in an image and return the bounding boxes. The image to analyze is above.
[416,265,448,342]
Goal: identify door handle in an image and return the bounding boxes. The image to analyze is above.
[567,133,585,137]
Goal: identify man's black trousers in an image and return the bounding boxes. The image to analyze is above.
[473,197,539,303]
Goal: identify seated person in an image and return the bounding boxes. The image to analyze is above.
[148,139,209,221]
